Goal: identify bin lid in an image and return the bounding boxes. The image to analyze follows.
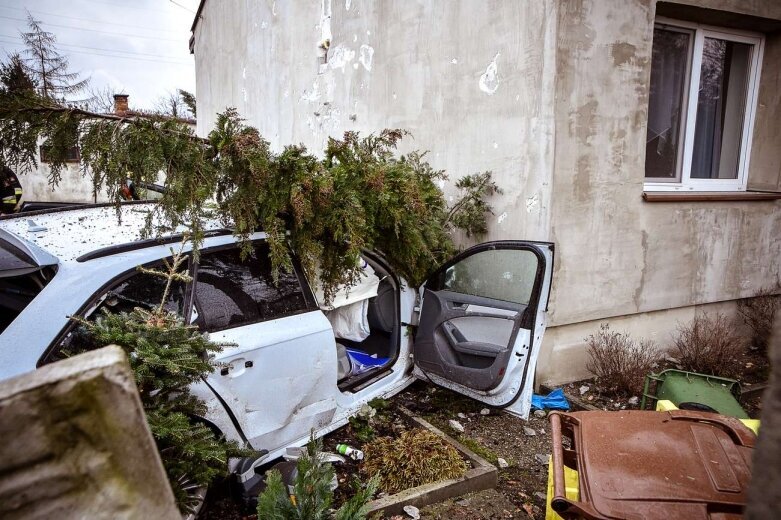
[561,410,754,519]
[654,369,748,419]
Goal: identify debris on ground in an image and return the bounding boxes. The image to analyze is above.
[403,505,421,519]
[523,426,537,437]
[497,457,509,469]
[579,385,590,395]
[480,408,490,415]
[448,419,465,433]
[534,453,550,466]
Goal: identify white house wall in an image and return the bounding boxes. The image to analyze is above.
[192,0,781,385]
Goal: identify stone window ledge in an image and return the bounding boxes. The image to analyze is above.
[643,191,781,202]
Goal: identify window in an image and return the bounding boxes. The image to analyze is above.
[436,248,539,306]
[645,19,763,192]
[45,260,188,363]
[39,144,81,163]
[192,242,309,332]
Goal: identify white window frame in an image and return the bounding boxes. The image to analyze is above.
[645,18,765,192]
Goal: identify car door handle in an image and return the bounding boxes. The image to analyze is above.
[220,358,252,377]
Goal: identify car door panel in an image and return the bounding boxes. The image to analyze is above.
[204,311,338,452]
[413,241,554,418]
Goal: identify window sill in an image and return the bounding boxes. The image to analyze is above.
[643,191,781,202]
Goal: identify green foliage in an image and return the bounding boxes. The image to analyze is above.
[446,172,503,237]
[0,73,500,301]
[257,437,379,520]
[362,428,467,494]
[72,244,246,513]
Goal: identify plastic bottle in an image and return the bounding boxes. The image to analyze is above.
[336,443,364,461]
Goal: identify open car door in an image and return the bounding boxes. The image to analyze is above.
[413,241,554,419]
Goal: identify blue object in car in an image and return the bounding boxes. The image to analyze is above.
[346,348,389,376]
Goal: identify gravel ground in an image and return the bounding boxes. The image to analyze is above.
[395,383,553,520]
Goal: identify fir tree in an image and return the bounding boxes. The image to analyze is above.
[73,241,249,512]
[21,13,89,102]
[0,53,36,95]
[257,437,379,520]
[178,89,197,117]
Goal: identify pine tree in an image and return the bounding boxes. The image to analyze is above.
[257,437,379,520]
[178,89,197,117]
[21,13,89,102]
[73,242,250,513]
[0,53,36,95]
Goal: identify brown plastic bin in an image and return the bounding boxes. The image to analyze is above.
[549,410,755,520]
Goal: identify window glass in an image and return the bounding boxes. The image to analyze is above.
[438,249,538,306]
[644,21,760,191]
[193,242,307,331]
[645,26,692,180]
[691,38,751,180]
[47,261,187,362]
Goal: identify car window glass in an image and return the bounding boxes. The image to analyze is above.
[47,260,187,362]
[193,242,307,332]
[438,249,539,305]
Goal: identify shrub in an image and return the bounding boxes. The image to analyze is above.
[585,324,660,396]
[361,428,467,494]
[672,312,746,378]
[737,288,781,352]
[257,437,378,520]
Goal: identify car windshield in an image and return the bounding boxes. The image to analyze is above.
[0,238,57,334]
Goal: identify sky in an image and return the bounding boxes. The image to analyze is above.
[0,0,199,110]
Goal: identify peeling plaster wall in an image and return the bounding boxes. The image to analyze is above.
[541,0,781,384]
[194,0,558,242]
[193,0,781,385]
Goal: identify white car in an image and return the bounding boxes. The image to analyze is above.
[0,203,553,463]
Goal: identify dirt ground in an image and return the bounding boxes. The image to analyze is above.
[200,380,554,519]
[199,348,769,520]
[395,383,552,520]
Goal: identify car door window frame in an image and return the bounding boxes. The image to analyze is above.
[424,241,550,329]
[38,254,195,366]
[189,240,318,333]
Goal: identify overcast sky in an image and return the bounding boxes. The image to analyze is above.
[0,0,198,110]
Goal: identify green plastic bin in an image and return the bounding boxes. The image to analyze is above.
[641,369,748,419]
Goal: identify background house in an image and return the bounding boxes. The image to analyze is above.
[16,94,190,207]
[189,0,781,386]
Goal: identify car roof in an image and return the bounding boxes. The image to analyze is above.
[0,203,225,264]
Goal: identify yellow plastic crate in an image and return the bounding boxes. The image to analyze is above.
[545,459,579,520]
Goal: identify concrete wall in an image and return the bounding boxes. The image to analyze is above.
[0,346,179,520]
[19,161,107,204]
[194,0,558,241]
[192,0,781,385]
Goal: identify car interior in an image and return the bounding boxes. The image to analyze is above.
[0,239,57,334]
[332,255,400,388]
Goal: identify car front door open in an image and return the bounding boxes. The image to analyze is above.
[413,241,554,419]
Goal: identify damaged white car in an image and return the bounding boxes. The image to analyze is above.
[0,203,553,467]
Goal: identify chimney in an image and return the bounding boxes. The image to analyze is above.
[113,94,129,115]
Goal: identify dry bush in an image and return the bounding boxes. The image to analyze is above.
[672,312,746,378]
[586,324,660,396]
[737,288,781,352]
[361,428,467,494]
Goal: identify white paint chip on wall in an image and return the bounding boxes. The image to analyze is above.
[479,52,500,95]
[359,44,374,71]
[526,194,539,213]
